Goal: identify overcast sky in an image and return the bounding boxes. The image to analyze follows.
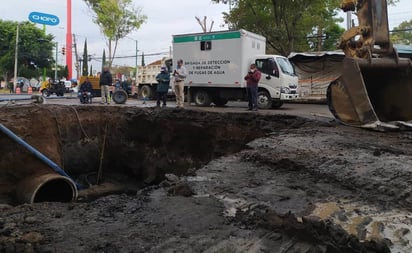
[2,0,412,75]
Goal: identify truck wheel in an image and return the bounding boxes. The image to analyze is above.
[257,91,272,109]
[271,100,284,109]
[213,97,228,107]
[194,90,212,106]
[113,90,128,104]
[140,85,152,100]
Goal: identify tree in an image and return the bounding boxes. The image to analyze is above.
[211,0,400,55]
[323,24,346,50]
[82,39,89,76]
[101,49,106,72]
[62,65,69,80]
[0,20,54,80]
[212,0,341,55]
[84,0,146,68]
[391,20,412,45]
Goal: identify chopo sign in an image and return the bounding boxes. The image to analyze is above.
[28,12,60,26]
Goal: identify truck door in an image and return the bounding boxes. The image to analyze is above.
[255,58,281,93]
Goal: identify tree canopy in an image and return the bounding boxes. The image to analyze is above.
[84,0,147,68]
[0,20,55,80]
[82,39,89,76]
[212,0,400,55]
[391,20,412,45]
[212,0,342,56]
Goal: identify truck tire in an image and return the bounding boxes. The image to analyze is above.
[140,85,153,100]
[194,90,212,106]
[271,100,284,109]
[113,90,128,104]
[213,97,228,107]
[257,90,272,109]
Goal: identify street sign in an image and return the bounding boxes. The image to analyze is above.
[28,12,60,26]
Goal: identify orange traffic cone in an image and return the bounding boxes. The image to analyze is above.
[28,86,32,95]
[16,87,21,94]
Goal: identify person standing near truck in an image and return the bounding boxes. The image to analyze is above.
[244,63,261,111]
[99,66,113,104]
[173,59,187,108]
[156,67,171,107]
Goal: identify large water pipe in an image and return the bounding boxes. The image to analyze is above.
[0,124,78,204]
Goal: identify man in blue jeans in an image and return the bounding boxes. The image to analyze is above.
[244,63,261,111]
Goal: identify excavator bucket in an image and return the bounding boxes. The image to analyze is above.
[327,57,412,130]
[327,0,412,131]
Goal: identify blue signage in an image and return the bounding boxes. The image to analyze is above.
[28,12,60,26]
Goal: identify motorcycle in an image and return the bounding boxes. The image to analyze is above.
[78,91,92,104]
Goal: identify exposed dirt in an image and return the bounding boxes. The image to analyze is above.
[0,104,412,252]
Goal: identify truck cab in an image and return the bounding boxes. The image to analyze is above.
[254,56,298,108]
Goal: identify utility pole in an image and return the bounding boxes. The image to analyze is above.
[55,42,58,80]
[66,0,73,79]
[73,34,79,79]
[135,40,138,82]
[13,24,19,93]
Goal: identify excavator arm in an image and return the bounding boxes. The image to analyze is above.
[327,0,412,130]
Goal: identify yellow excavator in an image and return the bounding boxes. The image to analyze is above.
[327,0,412,130]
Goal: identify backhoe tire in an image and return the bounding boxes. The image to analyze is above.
[113,90,128,104]
[194,90,212,107]
[257,91,272,109]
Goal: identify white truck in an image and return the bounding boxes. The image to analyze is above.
[172,29,298,108]
[137,57,173,99]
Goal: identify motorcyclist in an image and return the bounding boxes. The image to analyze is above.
[78,77,93,104]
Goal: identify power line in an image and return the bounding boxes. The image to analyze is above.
[391,28,412,33]
[89,51,169,61]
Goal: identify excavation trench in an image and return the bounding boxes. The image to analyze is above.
[0,105,303,204]
[0,105,399,252]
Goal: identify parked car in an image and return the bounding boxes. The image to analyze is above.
[29,78,40,91]
[63,80,72,92]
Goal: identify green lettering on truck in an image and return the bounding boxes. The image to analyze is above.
[173,31,241,43]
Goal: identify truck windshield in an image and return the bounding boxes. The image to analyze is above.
[276,57,295,76]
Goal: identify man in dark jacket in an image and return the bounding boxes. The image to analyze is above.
[99,66,112,104]
[244,63,261,111]
[156,67,170,107]
[79,77,93,104]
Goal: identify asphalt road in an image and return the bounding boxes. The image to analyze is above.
[0,93,333,121]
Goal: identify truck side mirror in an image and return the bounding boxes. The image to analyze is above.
[265,75,271,80]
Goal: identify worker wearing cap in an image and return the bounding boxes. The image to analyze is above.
[156,66,170,107]
[173,59,187,108]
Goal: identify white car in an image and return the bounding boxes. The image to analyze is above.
[64,81,72,92]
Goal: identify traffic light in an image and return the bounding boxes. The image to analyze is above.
[61,47,66,55]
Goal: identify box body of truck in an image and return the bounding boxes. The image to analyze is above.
[136,58,173,99]
[172,29,298,108]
